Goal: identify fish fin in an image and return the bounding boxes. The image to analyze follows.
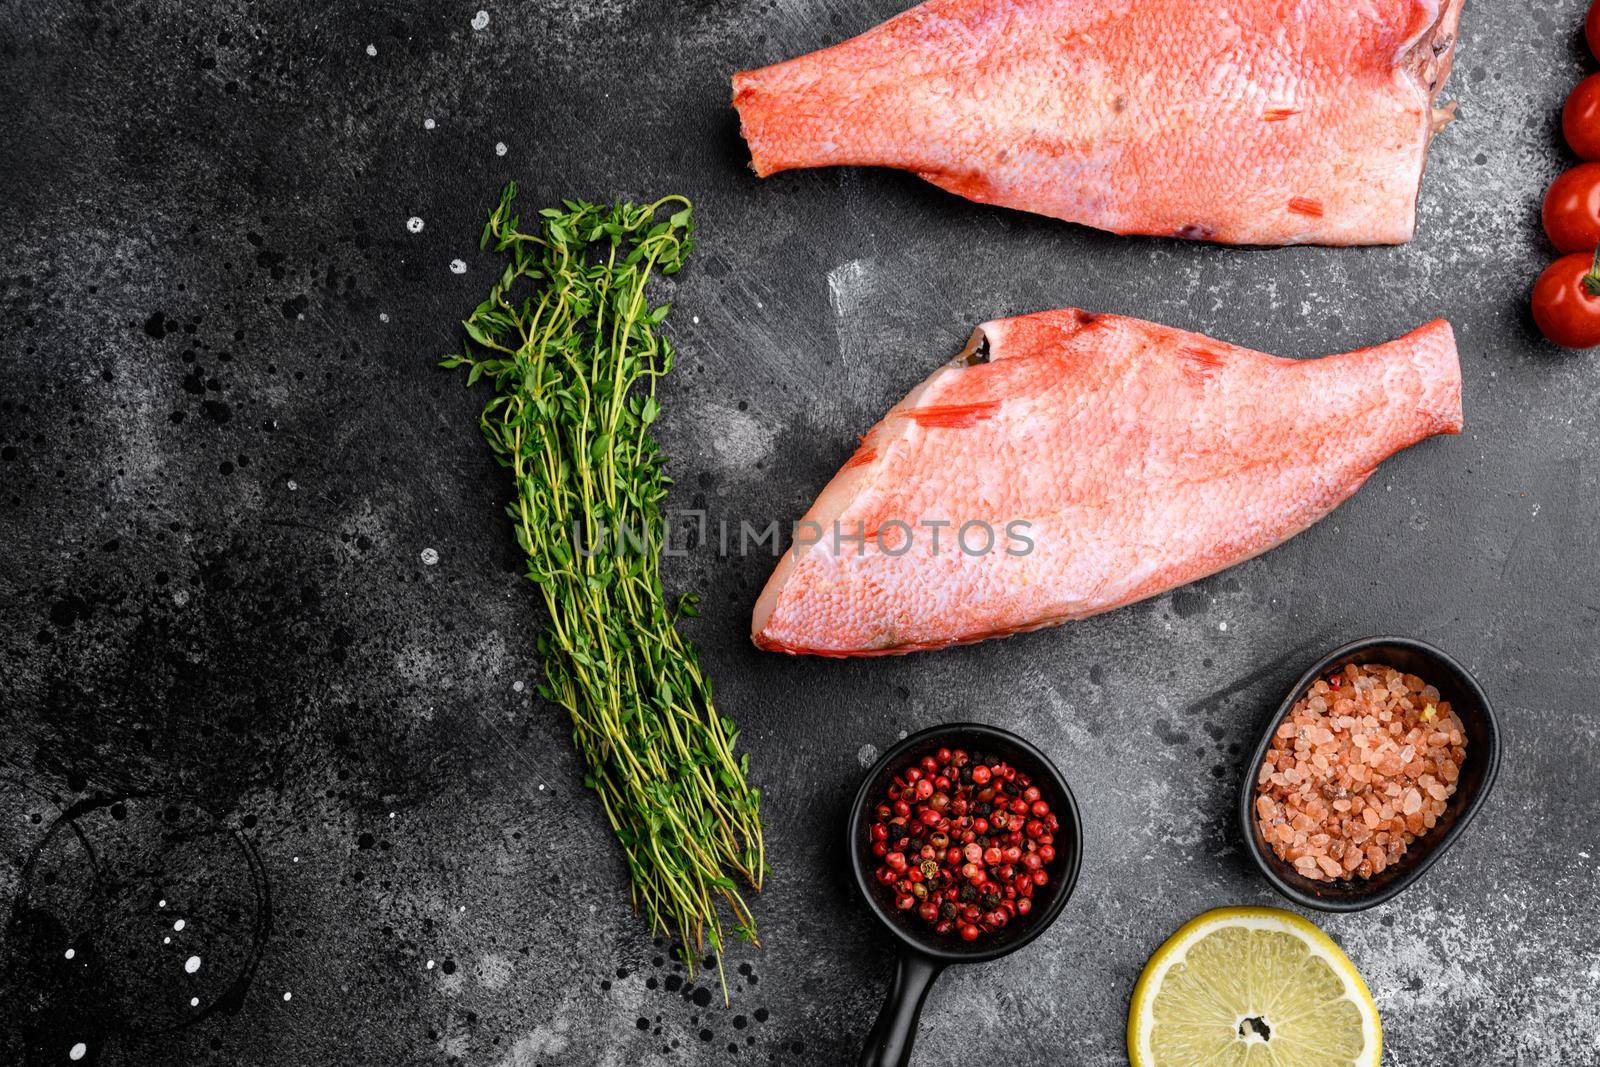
[898,401,1001,430]
[916,168,1000,205]
[1180,345,1229,383]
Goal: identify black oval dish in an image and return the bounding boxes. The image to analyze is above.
[1240,636,1501,912]
[848,723,1083,1067]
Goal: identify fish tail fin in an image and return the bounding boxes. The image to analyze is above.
[732,58,879,178]
[1334,318,1462,443]
[1391,318,1462,437]
[732,4,948,178]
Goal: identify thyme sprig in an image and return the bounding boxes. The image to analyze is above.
[443,184,764,991]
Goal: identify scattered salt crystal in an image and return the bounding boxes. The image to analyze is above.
[185,956,202,974]
[450,259,467,275]
[406,217,425,234]
[423,118,436,130]
[64,948,75,959]
[472,10,490,30]
[365,43,377,57]
[495,142,507,157]
[70,1044,86,1061]
[420,547,439,566]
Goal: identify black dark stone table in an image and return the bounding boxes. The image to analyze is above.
[2,1,1595,1063]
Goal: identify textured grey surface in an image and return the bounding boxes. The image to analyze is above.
[1,1,1597,1064]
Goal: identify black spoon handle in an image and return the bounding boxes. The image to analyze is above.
[858,951,946,1067]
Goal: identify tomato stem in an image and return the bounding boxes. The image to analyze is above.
[1585,244,1600,297]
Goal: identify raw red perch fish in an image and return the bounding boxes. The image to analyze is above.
[752,311,1461,656]
[732,0,1464,245]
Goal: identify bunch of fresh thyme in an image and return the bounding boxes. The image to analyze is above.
[443,184,764,987]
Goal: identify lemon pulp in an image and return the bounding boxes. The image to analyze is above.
[1128,906,1381,1067]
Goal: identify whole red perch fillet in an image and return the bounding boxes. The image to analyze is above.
[752,312,1462,656]
[732,0,1464,245]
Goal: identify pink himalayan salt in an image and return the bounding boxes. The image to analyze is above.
[1254,663,1467,883]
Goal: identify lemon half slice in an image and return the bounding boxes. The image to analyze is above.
[1128,906,1382,1067]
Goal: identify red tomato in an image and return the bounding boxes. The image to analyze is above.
[1589,0,1600,62]
[1531,252,1600,348]
[1565,74,1600,160]
[1542,163,1600,253]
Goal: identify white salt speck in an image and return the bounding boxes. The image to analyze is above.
[173,920,185,932]
[365,43,377,57]
[379,312,390,323]
[406,217,425,234]
[283,991,293,1002]
[64,949,75,960]
[70,1044,86,1061]
[691,316,700,324]
[420,547,439,566]
[495,142,507,157]
[292,856,300,863]
[172,589,189,608]
[471,10,490,30]
[449,259,467,275]
[158,900,167,908]
[185,956,202,974]
[537,784,545,791]
[1581,851,1592,859]
[512,680,525,693]
[190,997,199,1007]
[856,743,879,768]
[423,118,436,131]
[287,480,298,491]
[389,811,396,819]
[163,937,171,945]
[458,905,466,913]
[426,960,436,970]
[1218,621,1229,631]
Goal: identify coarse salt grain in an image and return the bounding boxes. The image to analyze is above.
[1254,663,1467,882]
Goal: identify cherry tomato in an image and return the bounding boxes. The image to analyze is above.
[1589,0,1600,63]
[1531,252,1600,348]
[1542,162,1600,253]
[1565,75,1600,160]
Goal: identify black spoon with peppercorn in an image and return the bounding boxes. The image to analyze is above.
[848,722,1083,1067]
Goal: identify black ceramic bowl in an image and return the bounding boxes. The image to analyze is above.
[848,723,1083,1067]
[1239,636,1501,912]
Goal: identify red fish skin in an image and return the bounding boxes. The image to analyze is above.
[751,312,1462,657]
[732,0,1465,246]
